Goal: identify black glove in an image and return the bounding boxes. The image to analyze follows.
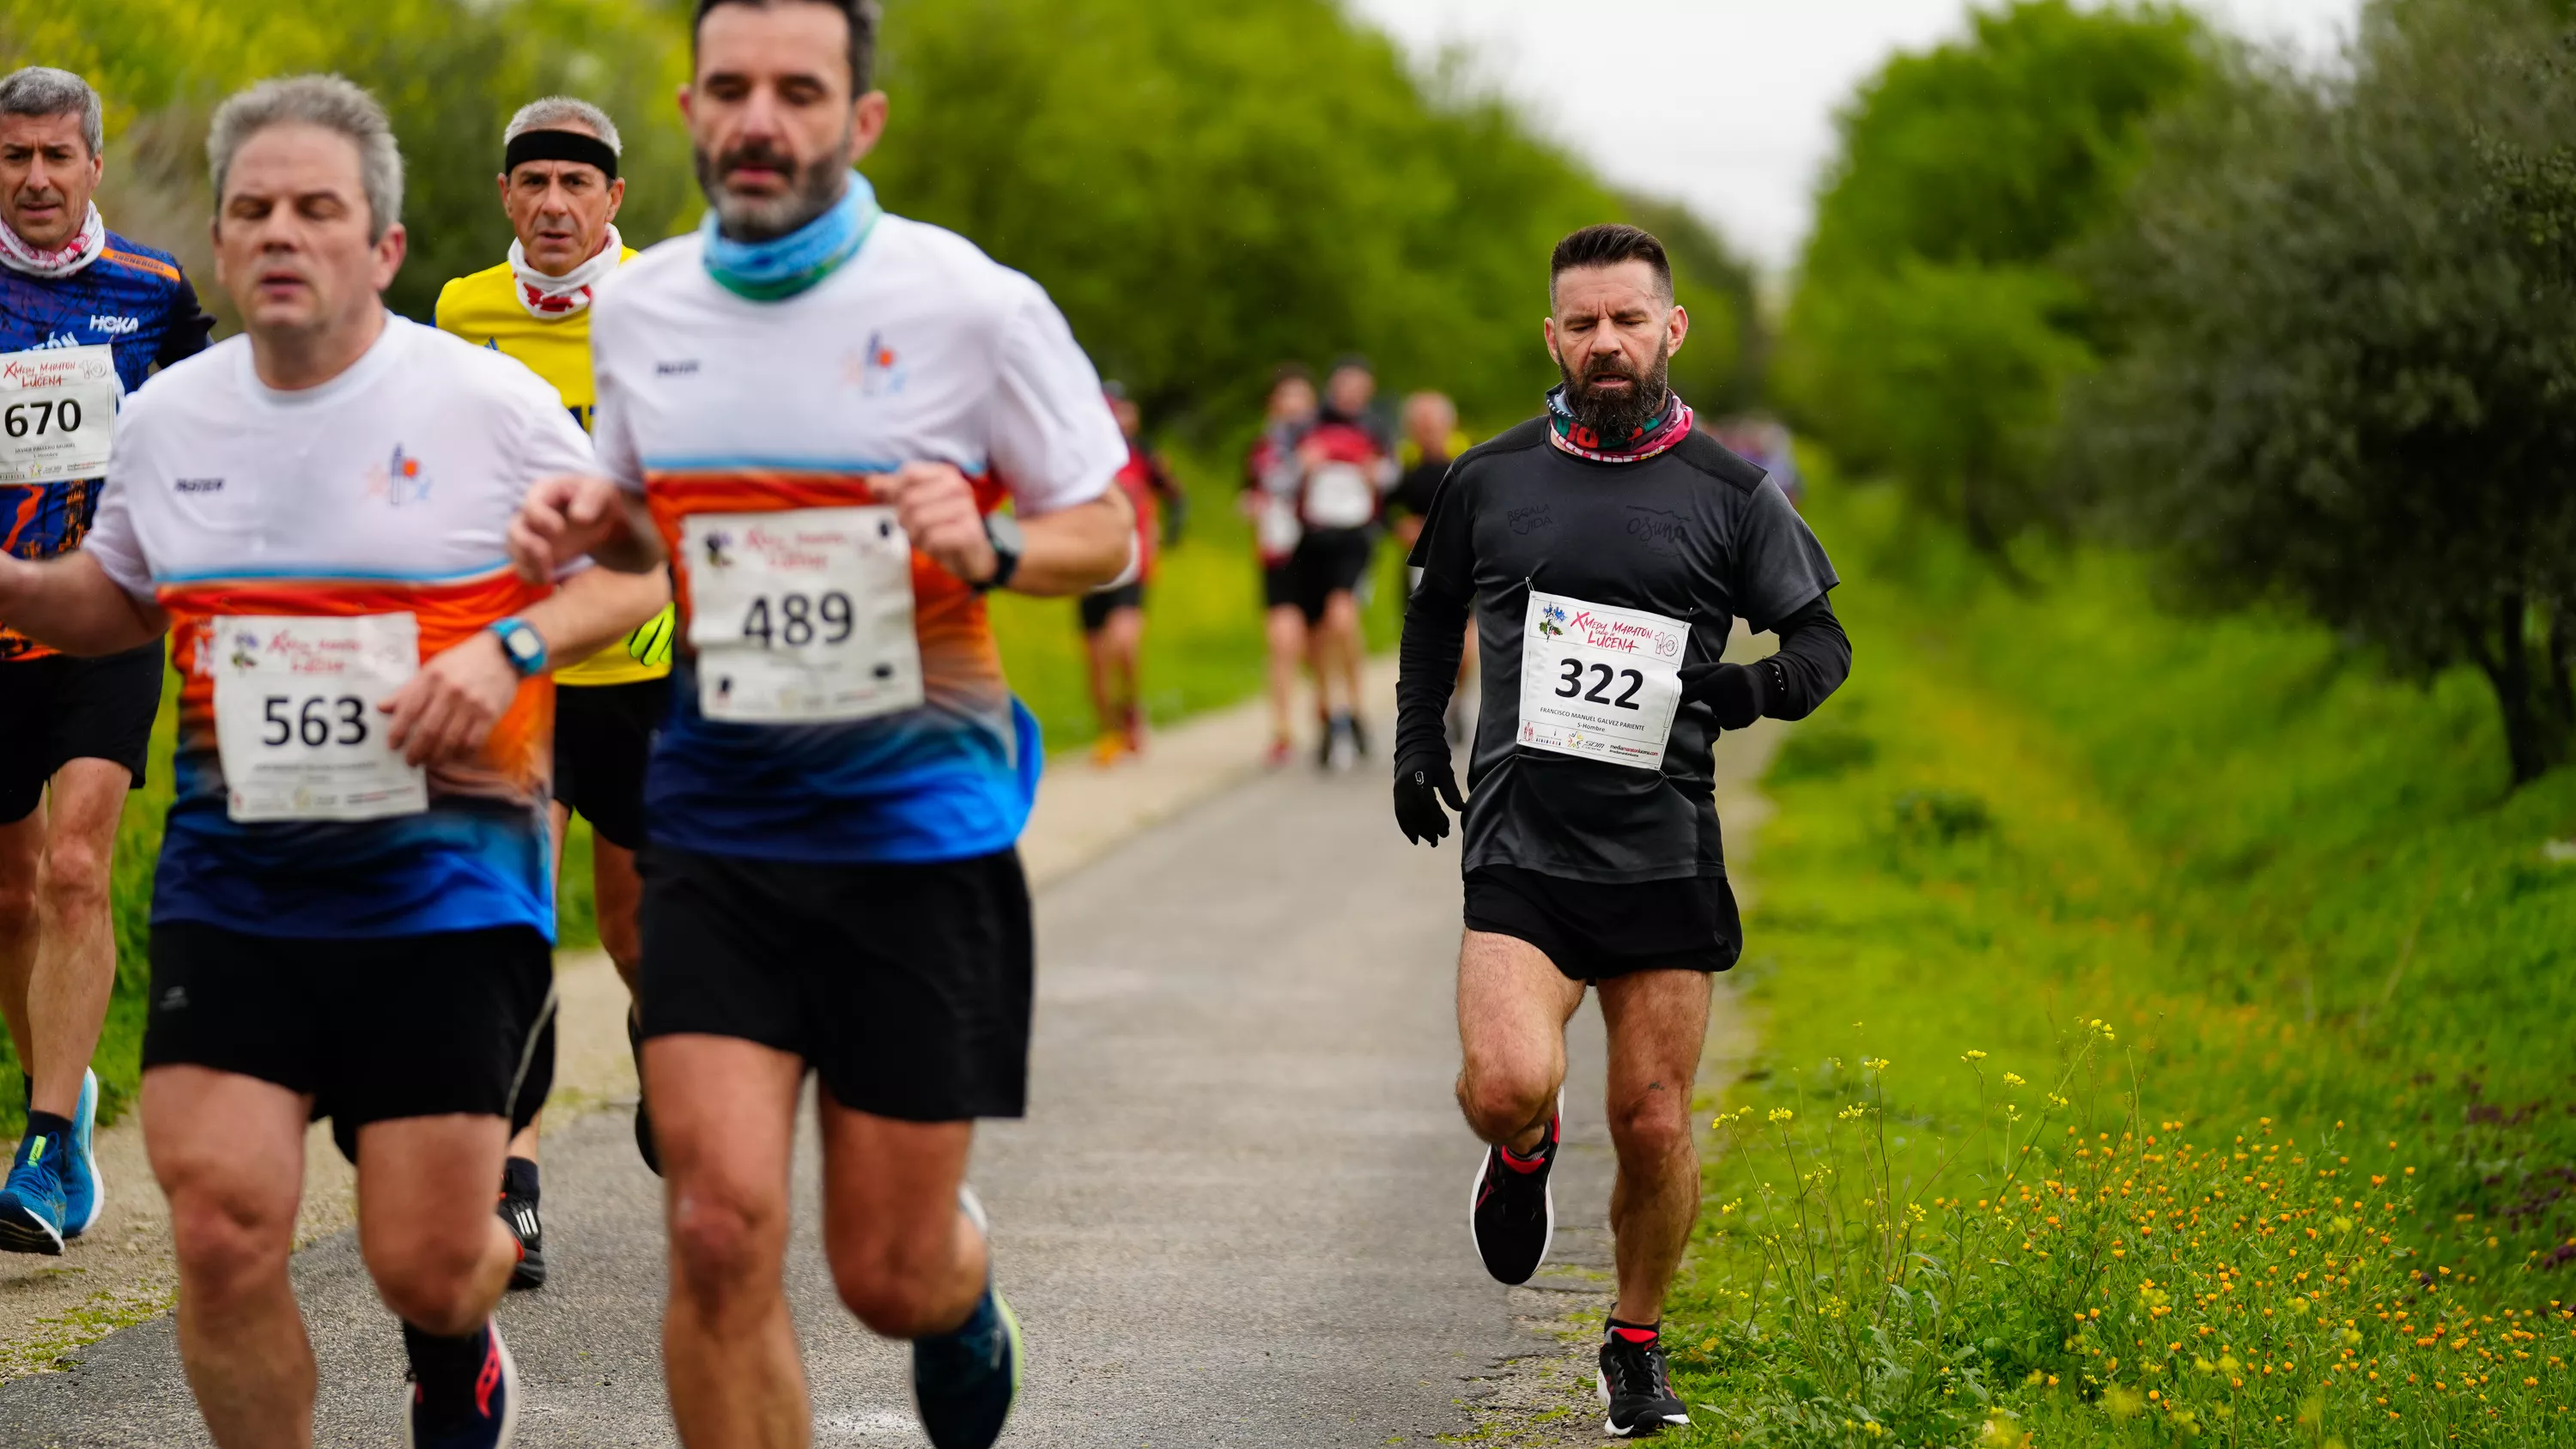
[1677,659,1774,731]
[1393,752,1466,846]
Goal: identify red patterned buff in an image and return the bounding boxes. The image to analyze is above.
[1545,384,1694,464]
[0,203,106,279]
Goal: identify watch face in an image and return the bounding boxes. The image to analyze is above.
[505,627,542,663]
[987,511,1025,555]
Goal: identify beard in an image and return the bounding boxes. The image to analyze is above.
[1556,338,1673,441]
[695,132,853,242]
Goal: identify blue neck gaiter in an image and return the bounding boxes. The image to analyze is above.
[700,172,882,301]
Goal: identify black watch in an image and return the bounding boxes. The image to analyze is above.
[975,511,1024,594]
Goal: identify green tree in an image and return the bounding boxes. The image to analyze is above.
[2065,0,2576,785]
[1777,0,2204,553]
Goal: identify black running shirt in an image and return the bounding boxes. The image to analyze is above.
[1406,420,1838,883]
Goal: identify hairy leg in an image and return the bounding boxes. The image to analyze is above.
[652,1033,808,1449]
[25,761,128,1116]
[1455,930,1586,1155]
[0,809,39,1082]
[817,1104,985,1339]
[355,1113,518,1333]
[1595,969,1714,1324]
[143,1066,314,1449]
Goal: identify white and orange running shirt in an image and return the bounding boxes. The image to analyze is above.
[591,210,1125,864]
[82,314,596,939]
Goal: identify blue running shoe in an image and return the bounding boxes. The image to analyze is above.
[61,1068,101,1240]
[0,1129,68,1256]
[402,1319,519,1448]
[912,1189,1021,1449]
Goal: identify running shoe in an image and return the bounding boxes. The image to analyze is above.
[1348,712,1372,761]
[912,1188,1022,1449]
[1264,737,1294,769]
[403,1319,519,1449]
[1088,734,1127,767]
[1323,715,1360,773]
[0,1127,67,1255]
[60,1068,102,1240]
[629,1010,661,1178]
[1467,1100,1558,1285]
[1598,1326,1690,1437]
[497,1175,544,1292]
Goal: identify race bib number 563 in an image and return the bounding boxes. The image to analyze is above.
[0,344,118,485]
[211,613,428,822]
[683,506,922,724]
[1516,591,1688,770]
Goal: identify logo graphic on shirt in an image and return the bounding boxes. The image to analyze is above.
[31,330,83,351]
[173,477,224,494]
[655,360,700,377]
[1508,503,1553,536]
[1625,506,1686,556]
[88,314,140,336]
[364,444,431,507]
[1536,602,1568,639]
[848,331,907,397]
[701,530,734,570]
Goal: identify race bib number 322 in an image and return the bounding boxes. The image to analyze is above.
[211,613,428,822]
[0,344,118,486]
[682,506,922,724]
[1516,590,1688,770]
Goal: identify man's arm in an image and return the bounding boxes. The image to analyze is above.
[380,562,671,766]
[0,552,168,657]
[872,462,1133,598]
[508,476,666,581]
[155,274,217,370]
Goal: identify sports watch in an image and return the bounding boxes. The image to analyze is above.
[975,511,1025,595]
[490,617,549,678]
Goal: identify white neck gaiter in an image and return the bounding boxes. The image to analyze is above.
[508,225,623,319]
[0,203,106,279]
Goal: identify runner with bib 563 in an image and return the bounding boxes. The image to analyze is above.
[1393,224,1851,1439]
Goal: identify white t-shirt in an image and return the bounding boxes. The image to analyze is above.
[590,211,1127,864]
[85,313,598,939]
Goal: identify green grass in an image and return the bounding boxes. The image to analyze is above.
[1654,470,2576,1446]
[28,442,1370,1138]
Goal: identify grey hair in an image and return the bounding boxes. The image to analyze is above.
[503,96,622,155]
[0,67,105,157]
[207,75,404,242]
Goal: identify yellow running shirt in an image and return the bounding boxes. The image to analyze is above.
[435,251,672,687]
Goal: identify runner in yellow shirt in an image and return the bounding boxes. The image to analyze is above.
[435,95,672,1289]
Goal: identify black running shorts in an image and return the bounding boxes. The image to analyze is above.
[639,845,1034,1122]
[143,922,557,1162]
[0,644,163,824]
[1290,526,1376,623]
[1463,864,1742,981]
[1077,581,1145,634]
[1261,561,1298,612]
[553,676,669,852]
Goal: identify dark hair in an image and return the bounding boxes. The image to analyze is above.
[1271,361,1315,388]
[1329,353,1373,378]
[692,0,882,94]
[1549,223,1673,305]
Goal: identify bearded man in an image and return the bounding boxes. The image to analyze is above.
[1389,223,1852,1438]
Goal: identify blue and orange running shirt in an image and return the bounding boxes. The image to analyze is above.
[0,231,214,661]
[81,315,598,939]
[589,211,1127,865]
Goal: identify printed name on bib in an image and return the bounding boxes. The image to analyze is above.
[211,612,428,822]
[683,506,923,724]
[0,345,118,486]
[1516,591,1688,770]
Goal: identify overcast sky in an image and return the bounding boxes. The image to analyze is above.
[1346,0,2363,270]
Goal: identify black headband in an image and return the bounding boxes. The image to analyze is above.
[503,129,618,181]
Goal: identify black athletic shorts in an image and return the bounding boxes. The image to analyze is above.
[143,922,557,1163]
[553,676,669,852]
[1463,864,1742,981]
[1261,561,1299,612]
[1290,526,1376,623]
[640,845,1034,1122]
[0,644,163,824]
[1078,581,1145,634]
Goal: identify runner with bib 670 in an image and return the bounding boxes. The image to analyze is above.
[1393,224,1851,1438]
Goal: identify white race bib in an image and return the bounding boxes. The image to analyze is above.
[1516,591,1688,771]
[683,506,922,724]
[211,613,428,822]
[1303,461,1377,529]
[0,345,118,485]
[1256,494,1303,558]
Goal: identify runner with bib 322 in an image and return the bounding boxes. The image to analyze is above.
[1391,224,1852,1439]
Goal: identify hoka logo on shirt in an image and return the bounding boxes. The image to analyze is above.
[364,444,431,507]
[88,314,141,336]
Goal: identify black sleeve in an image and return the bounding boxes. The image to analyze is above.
[1753,592,1851,722]
[1732,477,1840,633]
[1394,473,1473,768]
[156,273,216,370]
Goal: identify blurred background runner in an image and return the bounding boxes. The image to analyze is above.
[1078,382,1183,766]
[1244,365,1319,768]
[1389,389,1474,749]
[1291,355,1395,772]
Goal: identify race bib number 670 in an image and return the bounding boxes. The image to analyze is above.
[1516,590,1688,770]
[211,613,428,822]
[0,344,118,486]
[682,506,922,724]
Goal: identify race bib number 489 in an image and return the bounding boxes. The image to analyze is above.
[211,613,428,822]
[0,344,118,486]
[683,506,922,724]
[1516,590,1687,771]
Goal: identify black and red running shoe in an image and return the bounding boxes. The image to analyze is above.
[402,1319,519,1449]
[1467,1097,1559,1284]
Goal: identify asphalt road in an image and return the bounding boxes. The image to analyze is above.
[0,761,1628,1448]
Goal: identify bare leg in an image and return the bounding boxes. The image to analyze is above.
[1455,930,1586,1155]
[817,1103,985,1338]
[0,809,39,1087]
[653,1033,809,1449]
[1263,604,1308,750]
[1325,589,1366,724]
[1083,622,1121,743]
[143,1066,315,1449]
[592,833,645,996]
[513,799,580,1167]
[1595,969,1714,1325]
[355,1113,518,1333]
[1103,605,1145,744]
[21,761,130,1116]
